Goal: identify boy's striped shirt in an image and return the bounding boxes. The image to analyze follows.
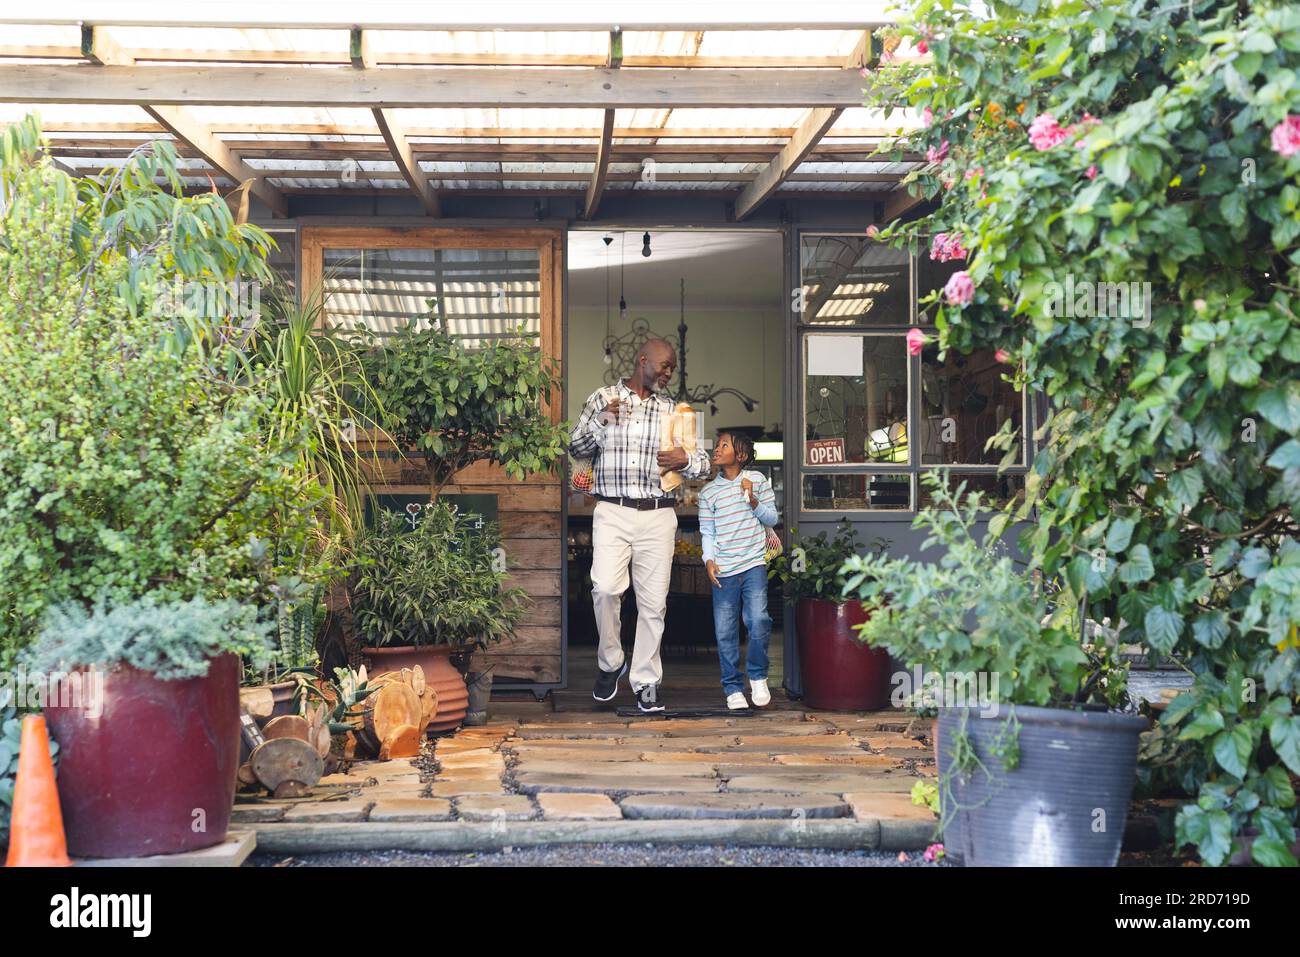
[698,469,778,578]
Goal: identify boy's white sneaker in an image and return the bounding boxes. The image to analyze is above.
[749,679,772,707]
[726,692,750,711]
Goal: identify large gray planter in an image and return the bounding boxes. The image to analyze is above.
[936,705,1148,867]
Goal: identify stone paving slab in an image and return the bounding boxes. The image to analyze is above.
[734,734,859,748]
[504,747,644,763]
[647,751,775,765]
[281,799,375,823]
[511,759,718,779]
[535,793,624,820]
[429,781,510,798]
[230,804,287,823]
[773,752,902,767]
[854,733,927,750]
[455,794,536,821]
[369,799,454,822]
[725,773,916,794]
[619,792,850,820]
[842,791,936,823]
[514,772,722,795]
[437,754,507,771]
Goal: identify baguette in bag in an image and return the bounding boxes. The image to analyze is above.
[659,403,698,493]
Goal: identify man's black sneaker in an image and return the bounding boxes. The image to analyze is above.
[592,660,628,702]
[634,684,667,713]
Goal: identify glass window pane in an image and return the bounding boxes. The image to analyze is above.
[322,247,541,348]
[919,348,1023,465]
[800,235,909,325]
[264,228,297,297]
[804,334,908,465]
[802,473,911,511]
[917,473,1025,509]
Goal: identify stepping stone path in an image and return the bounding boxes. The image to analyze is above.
[238,708,938,847]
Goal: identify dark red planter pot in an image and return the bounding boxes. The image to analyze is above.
[44,653,241,859]
[795,598,891,711]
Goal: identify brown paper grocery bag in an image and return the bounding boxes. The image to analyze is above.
[659,403,698,493]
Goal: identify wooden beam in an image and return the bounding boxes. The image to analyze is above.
[78,27,286,217]
[351,29,439,216]
[582,31,621,221]
[5,5,894,30]
[0,64,876,108]
[881,186,926,223]
[733,32,877,220]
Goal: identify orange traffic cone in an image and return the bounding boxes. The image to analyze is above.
[4,715,72,867]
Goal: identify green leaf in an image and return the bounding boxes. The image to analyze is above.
[1211,725,1252,779]
[1180,706,1225,741]
[1267,440,1300,469]
[1119,544,1155,583]
[1105,517,1135,553]
[1271,716,1300,775]
[1145,605,1183,653]
[1250,837,1298,867]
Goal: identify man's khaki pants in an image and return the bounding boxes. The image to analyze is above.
[590,500,677,691]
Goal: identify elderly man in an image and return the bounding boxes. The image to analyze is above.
[569,338,710,712]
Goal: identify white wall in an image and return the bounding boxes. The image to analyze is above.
[566,303,784,434]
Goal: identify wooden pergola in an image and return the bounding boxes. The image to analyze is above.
[0,4,927,221]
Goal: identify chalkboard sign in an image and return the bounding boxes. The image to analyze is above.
[365,493,499,534]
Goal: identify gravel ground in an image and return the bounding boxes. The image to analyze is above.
[248,845,949,867]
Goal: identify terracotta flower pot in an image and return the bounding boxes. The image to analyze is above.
[795,598,892,711]
[43,652,241,859]
[362,645,468,734]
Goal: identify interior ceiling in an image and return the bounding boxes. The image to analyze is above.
[567,229,783,310]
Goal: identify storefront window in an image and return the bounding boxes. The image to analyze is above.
[919,347,1024,465]
[917,472,1025,509]
[799,235,909,325]
[797,233,1031,513]
[803,334,908,466]
[802,473,911,511]
[321,247,542,348]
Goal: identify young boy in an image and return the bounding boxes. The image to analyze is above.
[698,431,779,710]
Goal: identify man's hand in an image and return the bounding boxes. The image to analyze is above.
[706,560,722,589]
[740,476,758,508]
[657,447,689,471]
[598,397,625,426]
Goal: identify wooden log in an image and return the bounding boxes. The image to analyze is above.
[410,664,426,697]
[358,680,422,756]
[249,737,325,795]
[262,715,311,742]
[418,687,440,734]
[237,762,258,788]
[379,723,422,760]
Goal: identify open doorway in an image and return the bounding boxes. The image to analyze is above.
[562,229,786,707]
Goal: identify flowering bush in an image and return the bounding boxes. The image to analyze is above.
[868,1,1300,866]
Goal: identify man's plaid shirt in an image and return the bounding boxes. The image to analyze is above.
[569,380,711,499]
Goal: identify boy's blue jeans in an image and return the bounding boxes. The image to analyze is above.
[711,563,772,696]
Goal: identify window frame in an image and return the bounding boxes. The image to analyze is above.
[796,230,1033,514]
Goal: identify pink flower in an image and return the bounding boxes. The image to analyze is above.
[929,232,967,262]
[995,348,1011,364]
[1271,115,1300,158]
[859,66,870,78]
[926,139,950,164]
[923,843,945,862]
[922,106,933,128]
[944,270,975,306]
[964,166,984,181]
[1193,298,1207,312]
[1028,112,1068,151]
[906,327,928,356]
[917,40,928,55]
[1085,165,1098,180]
[865,224,880,238]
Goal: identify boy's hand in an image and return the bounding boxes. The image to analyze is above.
[740,477,757,508]
[705,560,722,589]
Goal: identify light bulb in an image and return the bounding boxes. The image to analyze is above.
[603,348,613,365]
[619,295,627,321]
[642,232,652,257]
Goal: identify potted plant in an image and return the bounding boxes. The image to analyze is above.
[842,473,1144,867]
[351,503,527,733]
[768,523,892,710]
[241,580,325,722]
[26,595,274,858]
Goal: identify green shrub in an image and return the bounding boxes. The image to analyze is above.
[25,594,273,682]
[365,313,568,493]
[351,504,527,652]
[768,522,887,604]
[0,115,322,665]
[869,0,1300,864]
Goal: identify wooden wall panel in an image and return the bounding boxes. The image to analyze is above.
[306,227,566,686]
